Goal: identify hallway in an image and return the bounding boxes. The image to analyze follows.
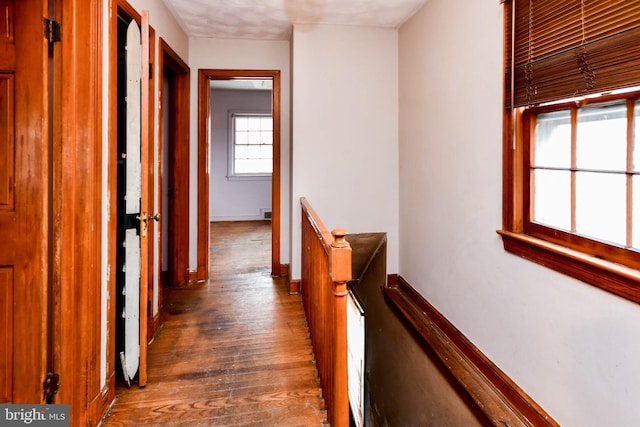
[102,221,327,426]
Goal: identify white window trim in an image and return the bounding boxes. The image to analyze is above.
[227,110,273,181]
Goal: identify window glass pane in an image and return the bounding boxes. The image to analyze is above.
[255,158,272,173]
[248,131,261,144]
[634,176,640,249]
[534,111,571,168]
[576,103,627,171]
[532,169,571,230]
[261,117,272,131]
[235,131,248,144]
[235,145,249,159]
[245,145,261,159]
[575,172,626,245]
[248,118,261,131]
[235,159,271,174]
[260,145,273,159]
[235,117,249,131]
[234,159,251,174]
[261,131,272,145]
[631,175,640,249]
[634,101,640,172]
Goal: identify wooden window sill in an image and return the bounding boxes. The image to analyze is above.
[497,230,640,305]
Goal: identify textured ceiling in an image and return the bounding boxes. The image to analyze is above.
[163,0,428,40]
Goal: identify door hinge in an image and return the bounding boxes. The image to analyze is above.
[44,19,62,44]
[43,372,60,402]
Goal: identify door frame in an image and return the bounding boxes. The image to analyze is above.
[152,37,190,337]
[158,38,190,289]
[197,69,282,278]
[51,0,106,423]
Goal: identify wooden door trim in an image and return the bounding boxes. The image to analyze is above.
[158,38,190,287]
[197,69,282,278]
[153,37,189,335]
[139,8,150,388]
[53,0,105,423]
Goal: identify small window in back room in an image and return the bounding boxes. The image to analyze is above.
[228,112,273,178]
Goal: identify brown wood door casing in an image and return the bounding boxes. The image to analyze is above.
[197,69,282,280]
[153,37,189,325]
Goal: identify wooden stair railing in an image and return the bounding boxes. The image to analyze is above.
[300,197,351,427]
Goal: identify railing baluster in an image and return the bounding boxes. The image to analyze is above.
[300,198,351,427]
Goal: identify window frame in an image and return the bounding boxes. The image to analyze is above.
[227,110,273,181]
[500,91,640,305]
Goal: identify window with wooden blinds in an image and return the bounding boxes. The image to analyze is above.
[500,0,640,305]
[504,0,640,107]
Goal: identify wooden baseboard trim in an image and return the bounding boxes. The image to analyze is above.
[271,263,290,277]
[89,373,115,426]
[188,270,198,283]
[148,312,163,343]
[289,279,300,294]
[279,264,289,277]
[384,275,558,426]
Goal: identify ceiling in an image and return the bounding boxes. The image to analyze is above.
[162,0,428,40]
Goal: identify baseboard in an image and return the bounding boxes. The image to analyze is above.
[384,275,558,426]
[148,312,163,344]
[289,279,300,294]
[188,266,207,284]
[272,263,289,277]
[90,373,115,426]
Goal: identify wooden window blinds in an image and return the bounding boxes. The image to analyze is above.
[504,0,640,107]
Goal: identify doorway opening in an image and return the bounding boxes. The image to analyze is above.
[198,70,283,279]
[155,38,190,335]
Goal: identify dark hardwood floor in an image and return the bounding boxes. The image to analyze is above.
[102,221,327,426]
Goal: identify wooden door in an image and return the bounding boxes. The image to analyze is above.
[120,18,142,385]
[139,10,150,386]
[0,0,49,403]
[116,6,150,386]
[117,12,150,387]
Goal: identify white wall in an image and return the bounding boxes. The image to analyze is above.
[290,24,400,279]
[126,0,189,61]
[188,38,291,269]
[210,89,272,221]
[398,1,640,425]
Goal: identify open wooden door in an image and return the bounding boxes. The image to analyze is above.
[117,9,151,387]
[139,9,151,387]
[120,18,142,386]
[0,0,49,402]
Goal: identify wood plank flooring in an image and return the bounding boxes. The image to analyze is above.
[101,221,327,426]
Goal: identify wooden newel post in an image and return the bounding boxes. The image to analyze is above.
[330,228,351,427]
